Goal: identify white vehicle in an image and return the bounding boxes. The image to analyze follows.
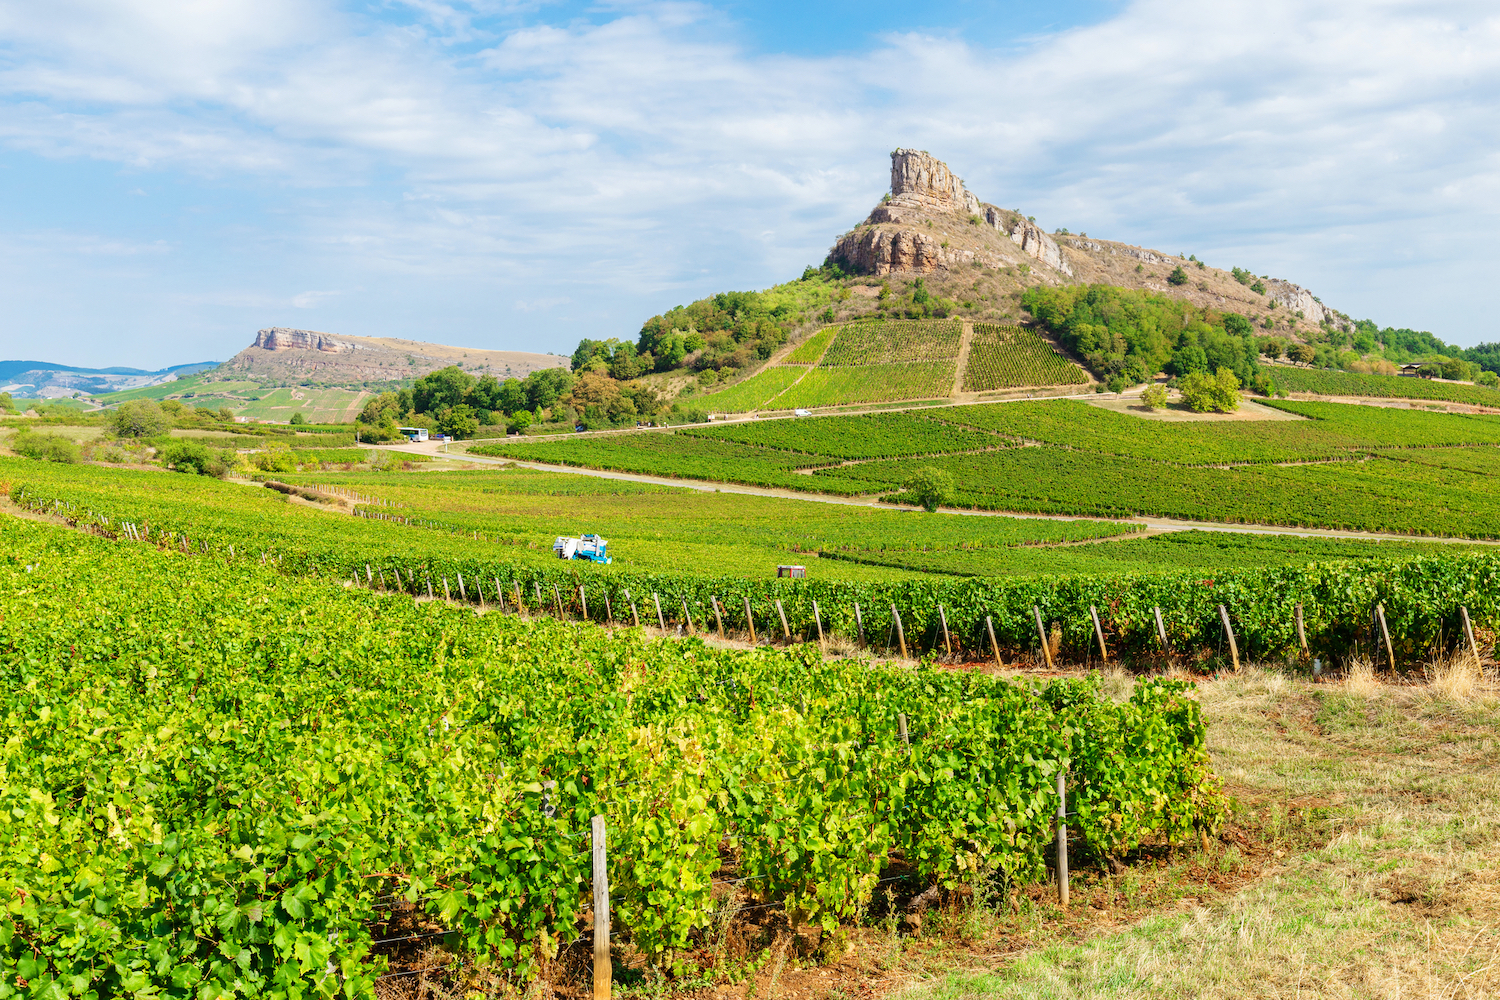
[398,426,429,442]
[553,533,611,564]
[794,409,812,417]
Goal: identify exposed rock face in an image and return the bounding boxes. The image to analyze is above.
[832,150,1071,278]
[254,328,355,353]
[1265,281,1328,325]
[888,148,982,214]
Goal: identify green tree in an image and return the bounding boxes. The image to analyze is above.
[437,404,479,439]
[1167,266,1188,286]
[903,467,955,512]
[1178,367,1241,413]
[412,365,476,414]
[1141,383,1169,409]
[289,412,306,425]
[1289,344,1316,365]
[0,391,12,412]
[109,400,169,438]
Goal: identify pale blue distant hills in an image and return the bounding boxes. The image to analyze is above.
[1,359,218,399]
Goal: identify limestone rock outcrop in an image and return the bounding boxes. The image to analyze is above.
[831,150,1071,278]
[1264,281,1329,325]
[254,328,355,353]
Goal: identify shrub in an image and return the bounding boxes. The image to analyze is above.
[289,412,307,425]
[1477,371,1500,389]
[903,467,954,512]
[1141,384,1169,409]
[1250,280,1267,295]
[109,400,169,438]
[10,431,80,464]
[161,440,225,477]
[1167,266,1188,286]
[1178,367,1242,413]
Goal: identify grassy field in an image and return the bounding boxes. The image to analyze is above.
[862,666,1500,1000]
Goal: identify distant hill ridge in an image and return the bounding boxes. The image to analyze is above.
[215,328,567,386]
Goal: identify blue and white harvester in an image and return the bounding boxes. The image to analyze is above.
[553,533,611,564]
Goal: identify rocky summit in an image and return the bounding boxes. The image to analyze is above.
[826,149,1340,336]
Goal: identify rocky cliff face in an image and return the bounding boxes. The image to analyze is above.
[832,149,1070,278]
[254,328,355,353]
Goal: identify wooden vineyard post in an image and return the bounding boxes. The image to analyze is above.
[775,600,790,641]
[1089,605,1108,662]
[712,596,725,639]
[579,586,588,621]
[365,563,372,584]
[1056,768,1069,907]
[553,584,565,619]
[986,616,1003,668]
[743,597,756,643]
[1376,603,1396,673]
[534,582,544,612]
[1295,603,1308,654]
[812,600,825,647]
[1218,605,1241,672]
[898,713,909,755]
[515,581,526,617]
[494,577,503,610]
[938,605,952,657]
[1461,606,1481,665]
[457,574,467,602]
[892,605,908,660]
[653,593,666,633]
[854,603,866,646]
[630,601,640,629]
[681,600,693,634]
[602,592,613,625]
[443,578,452,602]
[592,815,611,1000]
[1154,606,1169,651]
[1033,606,1053,669]
[478,579,486,611]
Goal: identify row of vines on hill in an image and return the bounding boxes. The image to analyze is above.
[13,474,1497,666]
[962,325,1088,391]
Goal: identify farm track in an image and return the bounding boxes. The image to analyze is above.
[382,441,1500,548]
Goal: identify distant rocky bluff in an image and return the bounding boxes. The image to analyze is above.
[827,149,1337,329]
[215,329,567,386]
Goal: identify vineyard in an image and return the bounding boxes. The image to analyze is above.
[773,362,957,408]
[9,456,1499,666]
[1274,366,1500,407]
[699,365,807,412]
[783,325,838,364]
[962,325,1089,391]
[819,320,963,366]
[2,515,1228,994]
[678,411,1005,460]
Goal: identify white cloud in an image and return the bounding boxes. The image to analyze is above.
[0,0,1497,362]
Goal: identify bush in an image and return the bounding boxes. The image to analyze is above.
[903,467,954,513]
[1477,371,1500,389]
[109,400,169,438]
[1141,384,1169,409]
[1178,367,1242,413]
[289,412,307,425]
[1167,266,1188,286]
[161,440,226,477]
[10,431,80,464]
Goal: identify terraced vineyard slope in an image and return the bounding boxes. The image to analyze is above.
[963,324,1089,391]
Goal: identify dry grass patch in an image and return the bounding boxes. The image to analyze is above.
[901,667,1500,999]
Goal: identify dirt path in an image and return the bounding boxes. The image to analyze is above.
[951,321,975,397]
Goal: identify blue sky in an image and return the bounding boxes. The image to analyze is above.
[0,0,1496,369]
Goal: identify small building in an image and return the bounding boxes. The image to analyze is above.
[1398,363,1424,378]
[777,565,807,578]
[398,426,429,442]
